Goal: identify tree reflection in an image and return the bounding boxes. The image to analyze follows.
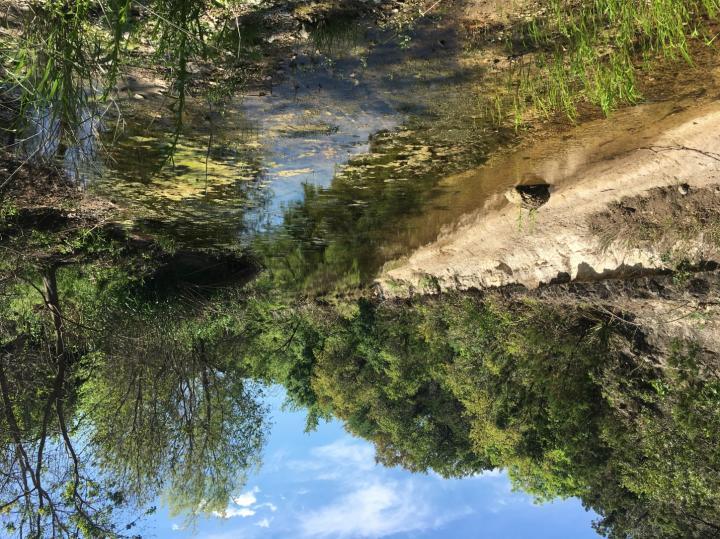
[2,189,718,538]
[83,316,267,520]
[0,264,129,536]
[254,292,720,539]
[0,255,268,537]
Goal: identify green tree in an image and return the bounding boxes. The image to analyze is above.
[264,293,720,539]
[0,245,269,536]
[81,311,269,519]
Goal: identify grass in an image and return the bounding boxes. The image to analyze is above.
[1,0,223,161]
[489,0,720,124]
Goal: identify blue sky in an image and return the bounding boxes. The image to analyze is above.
[142,388,600,539]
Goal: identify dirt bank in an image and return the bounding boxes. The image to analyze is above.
[377,98,720,297]
[500,267,720,358]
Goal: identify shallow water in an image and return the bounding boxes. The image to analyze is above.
[379,96,719,261]
[82,12,502,266]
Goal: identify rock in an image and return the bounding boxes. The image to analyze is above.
[504,189,523,206]
[678,183,690,195]
[506,184,551,209]
[132,93,145,100]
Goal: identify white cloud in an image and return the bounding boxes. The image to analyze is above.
[213,507,256,519]
[171,523,183,531]
[233,486,260,507]
[312,438,375,471]
[288,437,472,537]
[256,518,272,528]
[473,468,503,478]
[300,481,435,538]
[211,486,280,522]
[287,437,377,479]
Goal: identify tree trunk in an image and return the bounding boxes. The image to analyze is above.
[42,265,64,360]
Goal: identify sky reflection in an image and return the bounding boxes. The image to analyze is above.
[146,388,599,539]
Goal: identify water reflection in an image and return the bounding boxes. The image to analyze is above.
[147,390,599,539]
[3,245,718,538]
[0,265,268,535]
[94,44,401,246]
[79,4,499,261]
[20,104,102,186]
[7,3,504,287]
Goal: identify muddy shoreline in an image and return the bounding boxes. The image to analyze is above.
[377,98,720,297]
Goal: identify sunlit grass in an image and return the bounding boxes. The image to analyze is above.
[492,0,720,123]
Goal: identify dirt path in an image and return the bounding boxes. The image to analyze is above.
[377,98,720,297]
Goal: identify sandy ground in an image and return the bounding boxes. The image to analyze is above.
[377,98,720,297]
[461,0,538,26]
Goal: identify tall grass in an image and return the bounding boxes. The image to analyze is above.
[2,0,132,157]
[0,0,235,164]
[503,0,720,121]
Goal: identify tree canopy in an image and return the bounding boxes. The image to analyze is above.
[250,292,720,539]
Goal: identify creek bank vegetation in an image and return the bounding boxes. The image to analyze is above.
[464,0,720,125]
[0,0,426,157]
